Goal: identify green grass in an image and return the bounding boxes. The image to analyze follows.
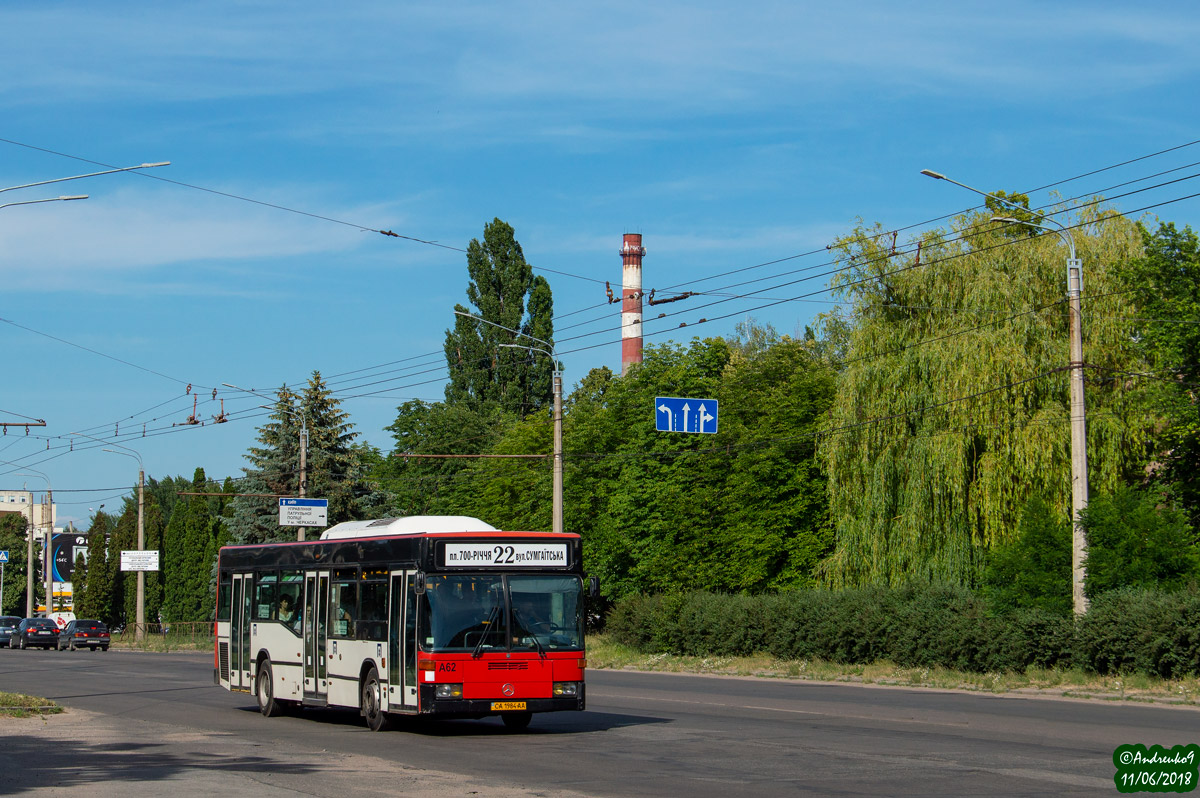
[0,692,62,718]
[586,634,1200,706]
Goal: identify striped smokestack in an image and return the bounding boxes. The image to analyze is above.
[620,233,645,376]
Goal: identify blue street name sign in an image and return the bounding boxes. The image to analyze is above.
[655,396,719,434]
[279,498,329,527]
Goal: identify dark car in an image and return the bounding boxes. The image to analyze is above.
[0,616,20,648]
[57,619,110,651]
[12,618,60,649]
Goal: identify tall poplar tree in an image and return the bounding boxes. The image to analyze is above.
[443,218,555,418]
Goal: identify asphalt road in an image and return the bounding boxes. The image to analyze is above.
[0,647,1196,796]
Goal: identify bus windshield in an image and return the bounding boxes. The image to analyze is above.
[419,574,584,652]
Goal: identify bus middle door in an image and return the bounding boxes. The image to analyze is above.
[387,570,419,711]
[303,571,330,703]
[229,573,253,691]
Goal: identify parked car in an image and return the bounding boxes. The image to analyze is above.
[0,616,21,648]
[12,618,61,649]
[57,619,110,651]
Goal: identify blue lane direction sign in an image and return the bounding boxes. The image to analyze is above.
[655,396,719,434]
[279,497,329,528]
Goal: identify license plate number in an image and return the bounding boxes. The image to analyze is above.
[490,701,527,711]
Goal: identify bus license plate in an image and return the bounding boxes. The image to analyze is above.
[491,701,527,711]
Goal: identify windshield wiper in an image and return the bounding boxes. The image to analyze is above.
[471,602,501,659]
[510,607,545,658]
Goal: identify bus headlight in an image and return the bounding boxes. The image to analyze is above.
[552,681,579,697]
[435,683,463,699]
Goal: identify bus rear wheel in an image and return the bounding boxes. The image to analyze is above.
[501,711,532,731]
[361,668,390,732]
[256,660,282,717]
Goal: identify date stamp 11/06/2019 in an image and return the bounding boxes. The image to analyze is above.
[1114,744,1200,793]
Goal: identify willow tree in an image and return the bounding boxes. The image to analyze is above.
[818,199,1157,588]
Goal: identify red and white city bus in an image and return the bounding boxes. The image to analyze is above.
[214,516,593,731]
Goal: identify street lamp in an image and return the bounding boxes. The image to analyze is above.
[922,168,1090,615]
[0,195,88,211]
[454,311,564,535]
[0,162,170,196]
[221,383,309,541]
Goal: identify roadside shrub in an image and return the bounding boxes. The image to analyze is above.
[987,608,1074,671]
[1075,588,1199,678]
[601,585,1199,677]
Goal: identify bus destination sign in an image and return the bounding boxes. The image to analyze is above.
[442,542,569,568]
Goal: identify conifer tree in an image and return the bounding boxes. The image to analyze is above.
[224,374,386,544]
[79,512,114,623]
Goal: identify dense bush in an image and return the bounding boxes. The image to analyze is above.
[1075,588,1200,678]
[605,585,1197,677]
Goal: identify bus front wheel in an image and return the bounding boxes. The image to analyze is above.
[361,668,390,732]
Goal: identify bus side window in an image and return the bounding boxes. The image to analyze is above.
[330,570,357,638]
[357,580,387,641]
[254,572,278,621]
[217,572,232,622]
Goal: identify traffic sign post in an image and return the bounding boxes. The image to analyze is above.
[279,498,329,528]
[0,550,6,610]
[655,396,719,434]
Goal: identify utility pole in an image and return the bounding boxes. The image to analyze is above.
[455,310,564,534]
[43,491,53,618]
[297,420,308,542]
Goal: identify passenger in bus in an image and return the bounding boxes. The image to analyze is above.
[278,594,296,624]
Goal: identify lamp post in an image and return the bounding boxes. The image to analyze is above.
[454,311,564,534]
[922,169,1090,615]
[221,383,309,541]
[100,445,146,640]
[15,469,53,619]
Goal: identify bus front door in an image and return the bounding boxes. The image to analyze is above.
[303,571,330,703]
[387,570,419,711]
[230,573,252,690]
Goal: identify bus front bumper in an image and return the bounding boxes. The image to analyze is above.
[418,684,585,715]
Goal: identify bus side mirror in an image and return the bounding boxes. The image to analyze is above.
[414,572,426,595]
[588,576,600,599]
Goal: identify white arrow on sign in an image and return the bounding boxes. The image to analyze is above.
[657,403,674,430]
[682,402,691,432]
[698,403,715,433]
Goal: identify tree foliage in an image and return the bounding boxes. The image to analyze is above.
[1081,485,1200,596]
[564,335,835,598]
[0,512,31,615]
[78,512,115,623]
[225,373,386,545]
[982,495,1071,615]
[443,218,555,418]
[818,200,1157,587]
[1113,222,1200,527]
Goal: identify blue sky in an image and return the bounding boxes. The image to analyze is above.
[2,1,1199,525]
